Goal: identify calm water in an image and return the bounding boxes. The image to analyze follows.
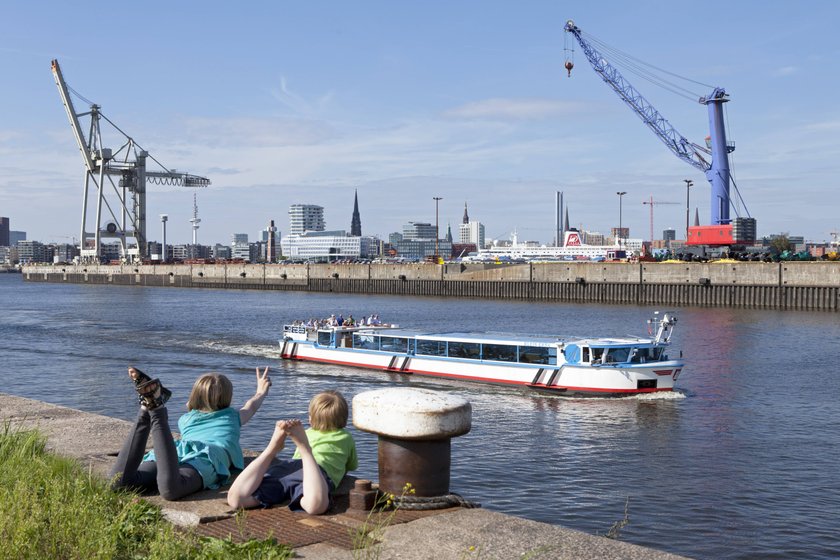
[1,274,838,559]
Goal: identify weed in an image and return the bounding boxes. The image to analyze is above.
[605,497,631,540]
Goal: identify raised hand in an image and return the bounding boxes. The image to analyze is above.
[255,366,272,395]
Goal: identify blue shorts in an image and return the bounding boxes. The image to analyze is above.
[252,459,335,510]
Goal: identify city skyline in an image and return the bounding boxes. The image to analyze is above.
[2,2,839,245]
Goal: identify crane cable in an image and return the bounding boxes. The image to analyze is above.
[577,30,714,102]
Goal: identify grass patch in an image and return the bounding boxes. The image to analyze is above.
[0,423,292,559]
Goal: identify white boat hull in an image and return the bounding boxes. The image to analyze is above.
[280,339,682,396]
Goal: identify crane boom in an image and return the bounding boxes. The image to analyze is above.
[50,59,210,262]
[564,20,742,227]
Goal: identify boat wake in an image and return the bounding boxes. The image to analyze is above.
[199,340,280,360]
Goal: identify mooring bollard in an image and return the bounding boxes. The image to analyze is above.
[352,388,471,498]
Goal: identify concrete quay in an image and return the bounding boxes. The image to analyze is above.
[23,261,840,310]
[0,392,690,559]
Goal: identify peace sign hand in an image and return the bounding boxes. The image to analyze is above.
[255,366,272,395]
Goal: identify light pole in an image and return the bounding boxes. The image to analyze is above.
[684,179,693,241]
[616,191,627,246]
[433,197,443,260]
[160,214,168,263]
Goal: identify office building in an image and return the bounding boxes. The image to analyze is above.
[459,221,485,249]
[10,231,26,245]
[0,217,9,246]
[281,230,378,261]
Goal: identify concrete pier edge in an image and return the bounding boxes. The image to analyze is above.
[22,261,840,311]
[0,392,690,559]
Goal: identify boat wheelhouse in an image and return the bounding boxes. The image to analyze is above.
[280,313,683,397]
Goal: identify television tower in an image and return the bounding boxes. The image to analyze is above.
[190,193,201,245]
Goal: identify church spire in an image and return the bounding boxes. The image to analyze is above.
[462,202,469,224]
[445,223,453,243]
[350,189,362,236]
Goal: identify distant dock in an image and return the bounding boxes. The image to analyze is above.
[22,261,840,311]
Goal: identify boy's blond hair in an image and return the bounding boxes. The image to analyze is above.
[187,373,233,412]
[309,391,348,431]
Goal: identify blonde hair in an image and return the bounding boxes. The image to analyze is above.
[309,391,348,431]
[187,373,233,412]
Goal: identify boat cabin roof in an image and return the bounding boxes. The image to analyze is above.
[308,326,658,348]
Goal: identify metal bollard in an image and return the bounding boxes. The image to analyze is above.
[353,388,471,497]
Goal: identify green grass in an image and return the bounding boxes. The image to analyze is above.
[0,423,292,560]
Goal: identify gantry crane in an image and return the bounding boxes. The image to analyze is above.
[51,59,210,263]
[563,21,756,247]
[641,196,680,243]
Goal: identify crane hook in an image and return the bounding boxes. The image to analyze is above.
[565,60,574,77]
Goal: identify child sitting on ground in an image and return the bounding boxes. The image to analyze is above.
[227,390,358,515]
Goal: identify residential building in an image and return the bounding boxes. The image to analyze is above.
[289,204,325,235]
[16,241,47,263]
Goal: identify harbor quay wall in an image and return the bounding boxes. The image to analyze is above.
[22,261,840,311]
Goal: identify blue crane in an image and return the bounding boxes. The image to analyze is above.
[563,20,748,228]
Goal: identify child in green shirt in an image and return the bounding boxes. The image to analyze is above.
[228,390,358,515]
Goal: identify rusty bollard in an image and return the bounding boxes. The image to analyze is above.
[352,388,471,498]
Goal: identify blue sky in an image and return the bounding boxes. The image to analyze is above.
[2,1,838,245]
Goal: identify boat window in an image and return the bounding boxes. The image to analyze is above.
[519,346,554,365]
[353,334,379,350]
[416,339,446,356]
[582,347,590,362]
[604,347,631,363]
[482,343,517,362]
[448,341,481,360]
[630,347,650,363]
[650,347,664,361]
[591,348,604,364]
[317,330,332,346]
[380,337,408,353]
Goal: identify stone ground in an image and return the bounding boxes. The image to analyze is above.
[0,393,690,559]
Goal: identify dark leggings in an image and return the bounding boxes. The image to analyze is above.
[110,407,203,500]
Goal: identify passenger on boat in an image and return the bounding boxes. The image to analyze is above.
[337,314,344,326]
[346,315,355,327]
[328,315,337,326]
[111,366,271,501]
[227,391,358,515]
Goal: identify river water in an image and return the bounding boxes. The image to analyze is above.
[1,274,838,559]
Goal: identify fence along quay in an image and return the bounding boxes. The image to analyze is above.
[22,261,840,311]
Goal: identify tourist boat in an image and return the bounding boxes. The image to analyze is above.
[279,312,683,397]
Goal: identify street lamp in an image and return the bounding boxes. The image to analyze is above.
[616,191,627,246]
[433,197,443,260]
[160,214,168,263]
[684,179,693,241]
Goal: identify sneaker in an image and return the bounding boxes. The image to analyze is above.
[128,366,153,387]
[136,378,172,410]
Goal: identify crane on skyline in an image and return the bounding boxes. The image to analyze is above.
[564,20,756,248]
[642,195,680,243]
[51,59,210,263]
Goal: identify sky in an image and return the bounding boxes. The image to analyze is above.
[1,1,839,246]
